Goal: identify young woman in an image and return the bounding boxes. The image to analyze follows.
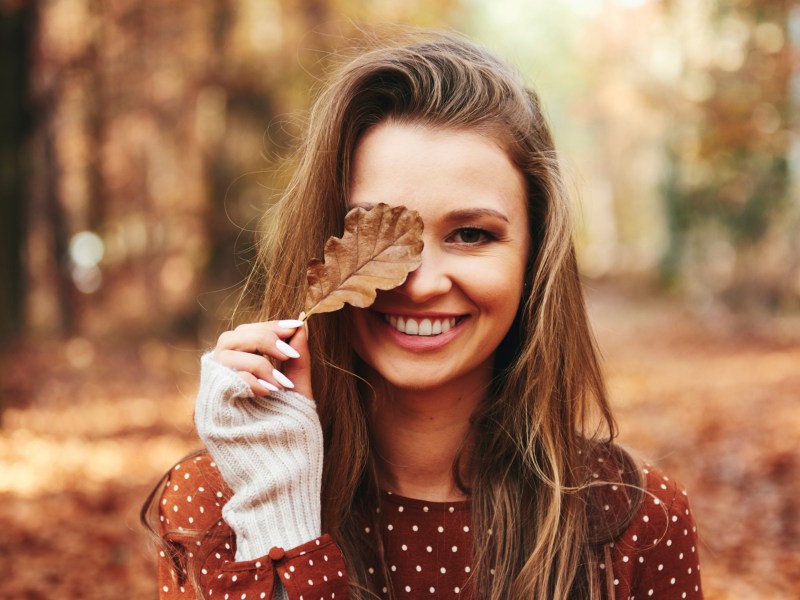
[143,33,703,599]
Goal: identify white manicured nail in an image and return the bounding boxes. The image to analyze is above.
[272,369,294,389]
[275,339,300,359]
[299,312,309,335]
[278,319,304,329]
[258,379,280,392]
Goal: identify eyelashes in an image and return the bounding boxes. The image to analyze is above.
[448,227,498,245]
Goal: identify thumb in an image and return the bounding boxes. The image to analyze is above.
[282,321,313,400]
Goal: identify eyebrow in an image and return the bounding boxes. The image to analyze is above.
[447,208,510,223]
[349,203,510,224]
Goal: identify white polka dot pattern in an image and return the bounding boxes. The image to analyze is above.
[156,454,348,600]
[155,455,703,599]
[601,465,703,599]
[364,492,473,597]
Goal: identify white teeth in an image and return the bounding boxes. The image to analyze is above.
[418,319,432,336]
[383,315,458,336]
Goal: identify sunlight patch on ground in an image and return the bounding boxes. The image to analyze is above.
[0,432,198,497]
[0,392,198,497]
[2,393,193,438]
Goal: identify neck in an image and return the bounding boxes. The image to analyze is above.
[366,366,491,502]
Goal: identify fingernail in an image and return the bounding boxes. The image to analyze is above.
[299,311,309,335]
[272,369,294,389]
[275,339,301,359]
[258,378,280,392]
[278,319,304,329]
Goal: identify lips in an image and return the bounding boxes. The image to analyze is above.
[382,314,459,336]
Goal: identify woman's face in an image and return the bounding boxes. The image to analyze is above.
[348,123,530,394]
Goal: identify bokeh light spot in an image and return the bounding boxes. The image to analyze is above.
[69,231,104,268]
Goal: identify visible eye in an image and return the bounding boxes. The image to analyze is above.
[450,227,494,245]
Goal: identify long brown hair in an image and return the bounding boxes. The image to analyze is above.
[145,31,643,599]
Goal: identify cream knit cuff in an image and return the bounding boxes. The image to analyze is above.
[194,353,323,563]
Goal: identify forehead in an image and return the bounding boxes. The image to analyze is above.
[348,123,528,223]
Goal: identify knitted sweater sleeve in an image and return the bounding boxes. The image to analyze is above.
[193,352,323,558]
[154,353,350,599]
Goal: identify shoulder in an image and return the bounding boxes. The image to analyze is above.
[630,463,697,546]
[610,463,703,597]
[591,451,698,548]
[583,443,695,535]
[581,443,700,560]
[157,452,233,540]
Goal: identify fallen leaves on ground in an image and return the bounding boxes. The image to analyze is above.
[0,282,797,599]
[588,282,800,599]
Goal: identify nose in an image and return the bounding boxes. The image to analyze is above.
[394,245,452,303]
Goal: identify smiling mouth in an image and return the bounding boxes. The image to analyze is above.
[382,314,460,336]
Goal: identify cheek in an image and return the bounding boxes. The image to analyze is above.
[347,308,373,360]
[475,258,526,315]
[477,257,527,362]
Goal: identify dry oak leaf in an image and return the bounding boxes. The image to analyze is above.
[303,203,424,319]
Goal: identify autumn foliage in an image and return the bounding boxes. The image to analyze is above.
[0,283,797,599]
[1,0,798,598]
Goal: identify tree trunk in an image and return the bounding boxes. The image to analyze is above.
[0,5,32,345]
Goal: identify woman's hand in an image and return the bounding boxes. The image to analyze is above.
[195,319,323,561]
[212,319,313,400]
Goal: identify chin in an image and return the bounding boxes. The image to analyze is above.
[360,362,442,392]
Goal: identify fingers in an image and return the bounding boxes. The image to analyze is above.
[281,321,313,400]
[212,319,312,398]
[214,346,295,389]
[214,322,303,362]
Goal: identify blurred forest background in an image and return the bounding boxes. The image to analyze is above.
[0,0,798,598]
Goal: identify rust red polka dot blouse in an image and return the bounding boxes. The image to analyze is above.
[155,454,703,599]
